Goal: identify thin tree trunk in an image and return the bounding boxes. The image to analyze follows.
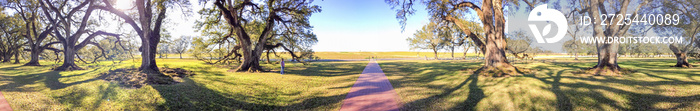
[266,50,271,64]
[14,50,20,64]
[451,47,455,60]
[433,49,438,60]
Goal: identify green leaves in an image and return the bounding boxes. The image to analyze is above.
[408,22,447,51]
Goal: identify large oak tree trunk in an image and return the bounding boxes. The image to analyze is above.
[55,45,82,71]
[591,48,621,75]
[483,36,514,69]
[139,32,160,73]
[585,0,643,75]
[670,45,692,68]
[673,53,691,68]
[235,45,264,72]
[1,53,10,63]
[24,47,42,66]
[481,0,516,76]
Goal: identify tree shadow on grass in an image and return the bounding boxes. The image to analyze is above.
[380,60,700,110]
[446,72,484,111]
[152,78,347,110]
[52,83,120,110]
[379,61,481,88]
[284,62,368,77]
[376,61,484,110]
[527,61,700,110]
[45,69,102,90]
[393,68,483,111]
[0,65,102,91]
[525,69,573,111]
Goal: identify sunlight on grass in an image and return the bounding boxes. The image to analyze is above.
[0,59,367,110]
[2,58,698,110]
[378,59,700,110]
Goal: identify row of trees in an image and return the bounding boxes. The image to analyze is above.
[157,36,191,59]
[390,0,699,75]
[407,21,479,60]
[0,0,185,74]
[564,41,682,59]
[0,0,319,79]
[407,19,541,60]
[0,7,25,64]
[389,0,548,76]
[560,0,700,68]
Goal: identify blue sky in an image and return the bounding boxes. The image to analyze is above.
[5,0,668,53]
[159,0,661,53]
[161,0,429,52]
[308,0,429,51]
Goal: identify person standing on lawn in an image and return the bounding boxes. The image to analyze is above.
[281,58,285,74]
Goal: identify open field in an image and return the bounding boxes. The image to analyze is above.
[0,59,366,110]
[159,51,674,61]
[313,52,479,59]
[1,58,699,110]
[156,52,476,60]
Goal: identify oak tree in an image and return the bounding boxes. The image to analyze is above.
[573,0,649,75]
[39,0,121,71]
[408,22,447,60]
[5,0,61,66]
[387,0,546,76]
[96,0,190,73]
[649,0,699,68]
[0,9,26,64]
[172,36,191,59]
[210,0,320,72]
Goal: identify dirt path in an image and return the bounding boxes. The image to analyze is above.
[339,60,401,111]
[0,91,12,111]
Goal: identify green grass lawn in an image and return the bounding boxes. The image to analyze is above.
[1,58,699,110]
[378,59,700,110]
[0,59,366,110]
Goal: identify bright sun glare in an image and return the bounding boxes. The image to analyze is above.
[115,0,132,9]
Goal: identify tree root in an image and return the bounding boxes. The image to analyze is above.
[474,65,526,77]
[99,68,195,88]
[53,64,84,71]
[573,66,635,76]
[23,62,41,66]
[670,63,693,68]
